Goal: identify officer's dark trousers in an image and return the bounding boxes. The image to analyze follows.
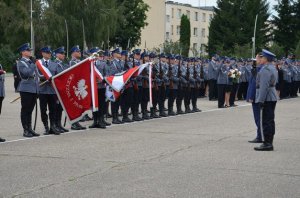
[39,94,57,127]
[20,92,37,129]
[237,82,248,100]
[121,87,133,116]
[252,102,261,140]
[176,87,185,110]
[282,81,291,98]
[111,99,120,115]
[184,88,191,107]
[132,87,140,113]
[217,84,226,108]
[98,88,107,117]
[262,101,277,144]
[191,88,198,108]
[56,102,63,126]
[168,89,177,109]
[0,97,3,115]
[208,79,217,100]
[141,88,149,112]
[152,87,160,110]
[229,83,238,106]
[159,86,166,110]
[291,81,298,97]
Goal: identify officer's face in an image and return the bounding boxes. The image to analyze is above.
[56,53,65,61]
[22,50,32,58]
[144,56,150,61]
[134,54,141,60]
[73,51,81,59]
[261,57,268,64]
[256,55,262,65]
[42,52,51,60]
[170,59,175,64]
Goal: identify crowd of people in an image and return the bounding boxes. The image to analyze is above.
[0,43,299,150]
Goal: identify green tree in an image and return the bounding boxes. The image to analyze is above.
[111,0,149,49]
[295,40,300,59]
[269,42,285,58]
[273,0,296,55]
[179,14,190,57]
[208,0,270,56]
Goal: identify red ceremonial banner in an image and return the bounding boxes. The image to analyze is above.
[52,58,94,124]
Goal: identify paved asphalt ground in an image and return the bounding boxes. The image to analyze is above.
[0,75,300,198]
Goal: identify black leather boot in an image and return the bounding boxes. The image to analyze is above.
[23,125,33,138]
[0,137,5,142]
[151,108,160,118]
[112,113,122,124]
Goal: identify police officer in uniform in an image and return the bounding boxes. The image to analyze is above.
[192,59,201,112]
[37,46,61,135]
[141,51,151,119]
[247,53,263,143]
[149,52,161,118]
[167,55,180,116]
[157,53,168,117]
[0,65,6,142]
[176,56,188,114]
[16,43,40,137]
[217,58,229,108]
[254,49,278,151]
[88,47,107,129]
[52,46,69,132]
[109,48,124,124]
[69,45,87,130]
[208,55,219,100]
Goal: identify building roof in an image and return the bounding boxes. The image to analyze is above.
[166,1,214,12]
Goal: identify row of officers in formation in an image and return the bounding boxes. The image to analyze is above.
[0,43,299,147]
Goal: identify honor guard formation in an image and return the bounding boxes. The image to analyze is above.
[1,43,300,151]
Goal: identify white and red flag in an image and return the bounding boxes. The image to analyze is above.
[51,58,98,124]
[36,59,52,80]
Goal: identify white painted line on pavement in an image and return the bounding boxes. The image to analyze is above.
[0,103,251,145]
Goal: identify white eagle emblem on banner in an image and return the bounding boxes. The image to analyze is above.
[73,79,88,100]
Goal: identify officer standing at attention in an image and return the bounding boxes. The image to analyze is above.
[16,43,40,138]
[69,45,87,130]
[208,55,219,101]
[52,46,69,132]
[247,53,263,143]
[109,48,124,124]
[0,65,6,142]
[254,49,278,151]
[38,46,61,135]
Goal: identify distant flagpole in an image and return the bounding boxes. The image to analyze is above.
[65,19,69,59]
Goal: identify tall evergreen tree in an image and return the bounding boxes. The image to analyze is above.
[179,14,190,57]
[111,0,149,49]
[208,0,270,56]
[273,0,295,55]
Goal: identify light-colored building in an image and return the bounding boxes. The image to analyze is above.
[139,0,214,56]
[165,1,214,56]
[138,0,166,50]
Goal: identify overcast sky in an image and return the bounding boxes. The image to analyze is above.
[172,0,277,14]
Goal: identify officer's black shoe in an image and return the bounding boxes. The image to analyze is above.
[193,107,202,112]
[102,118,111,126]
[159,111,168,117]
[0,137,6,142]
[168,110,176,116]
[142,110,151,120]
[254,143,274,151]
[89,121,99,128]
[248,138,263,143]
[50,125,61,135]
[112,118,122,124]
[150,108,160,118]
[29,129,40,137]
[185,107,193,114]
[23,129,33,138]
[107,113,112,118]
[177,109,185,114]
[97,122,106,129]
[58,123,69,132]
[163,107,168,111]
[122,116,133,123]
[77,123,86,130]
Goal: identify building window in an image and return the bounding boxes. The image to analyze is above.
[172,8,174,18]
[201,44,206,53]
[166,32,170,40]
[193,28,198,37]
[186,10,190,19]
[171,25,174,35]
[166,15,170,22]
[201,28,206,37]
[202,13,206,22]
[177,9,182,19]
[209,14,213,21]
[195,12,198,21]
[176,25,180,35]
